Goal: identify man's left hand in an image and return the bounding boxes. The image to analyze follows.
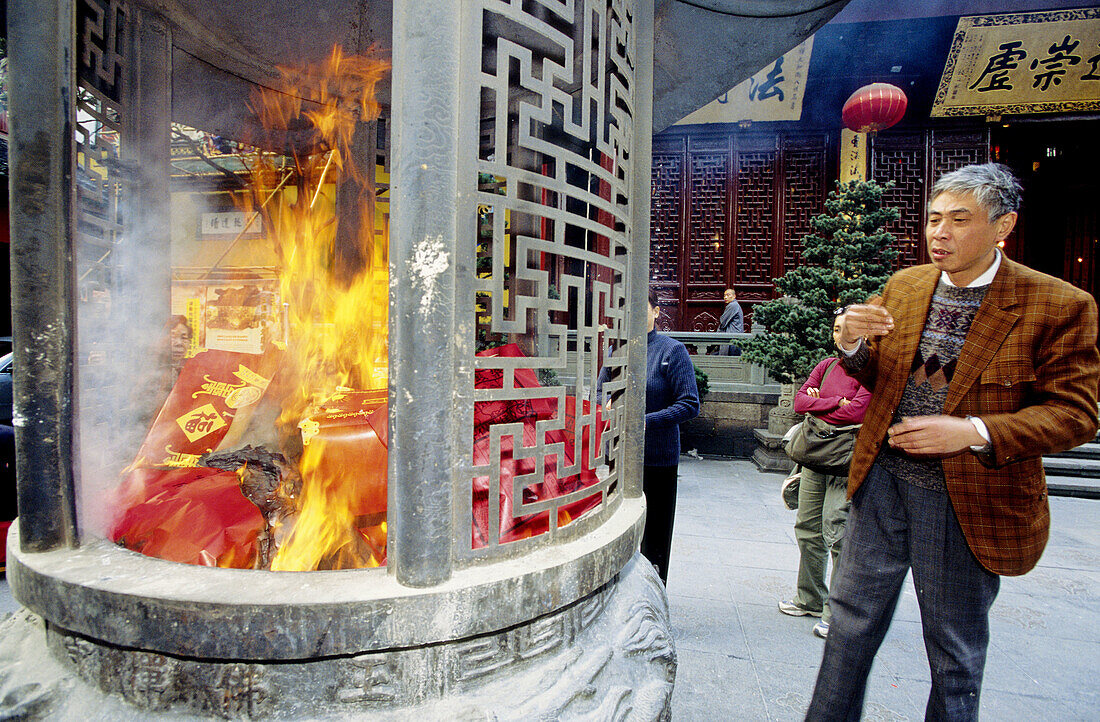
[886,415,985,457]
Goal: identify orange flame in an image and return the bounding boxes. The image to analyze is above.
[274,435,385,570]
[241,47,391,571]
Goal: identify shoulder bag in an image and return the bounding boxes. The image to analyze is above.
[783,359,861,477]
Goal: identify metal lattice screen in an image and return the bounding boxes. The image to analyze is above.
[461,0,636,556]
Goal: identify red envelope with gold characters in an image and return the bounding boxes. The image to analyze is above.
[132,347,283,468]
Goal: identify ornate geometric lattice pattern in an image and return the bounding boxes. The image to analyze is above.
[372,120,390,250]
[872,145,925,270]
[650,153,683,284]
[782,147,826,270]
[932,145,985,183]
[687,153,728,286]
[469,0,635,556]
[733,151,777,285]
[77,0,127,103]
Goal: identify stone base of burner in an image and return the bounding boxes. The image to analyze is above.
[0,554,674,720]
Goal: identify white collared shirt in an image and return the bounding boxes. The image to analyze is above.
[940,247,1001,288]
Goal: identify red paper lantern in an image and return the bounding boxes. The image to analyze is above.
[842,83,907,133]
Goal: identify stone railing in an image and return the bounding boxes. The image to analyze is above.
[557,331,783,458]
[666,331,785,458]
[663,331,781,395]
[557,331,780,396]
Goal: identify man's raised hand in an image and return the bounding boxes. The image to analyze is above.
[837,296,894,349]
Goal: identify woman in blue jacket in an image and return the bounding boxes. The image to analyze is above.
[641,287,700,584]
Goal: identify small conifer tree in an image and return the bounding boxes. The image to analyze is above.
[741,179,900,383]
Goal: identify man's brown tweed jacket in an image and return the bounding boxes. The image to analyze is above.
[846,257,1100,576]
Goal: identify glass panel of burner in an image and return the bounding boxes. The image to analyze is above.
[462,0,635,558]
[73,0,139,541]
[72,1,395,572]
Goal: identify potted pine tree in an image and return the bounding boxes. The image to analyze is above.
[741,179,899,468]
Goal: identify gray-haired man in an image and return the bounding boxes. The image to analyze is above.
[806,163,1100,720]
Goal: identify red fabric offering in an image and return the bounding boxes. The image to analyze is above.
[113,347,282,568]
[299,389,389,517]
[471,345,606,547]
[0,521,10,570]
[111,467,264,567]
[112,341,607,566]
[544,395,605,522]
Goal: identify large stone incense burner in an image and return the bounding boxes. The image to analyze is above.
[3,0,846,718]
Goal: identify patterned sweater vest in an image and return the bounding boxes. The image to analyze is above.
[880,281,988,491]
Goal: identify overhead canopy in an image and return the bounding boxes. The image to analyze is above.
[136,0,851,140]
[651,0,851,130]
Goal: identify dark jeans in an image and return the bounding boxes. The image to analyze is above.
[806,462,1000,722]
[641,464,678,584]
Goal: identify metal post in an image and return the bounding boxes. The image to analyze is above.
[111,8,172,458]
[623,0,655,500]
[121,8,172,332]
[7,0,79,550]
[388,0,466,587]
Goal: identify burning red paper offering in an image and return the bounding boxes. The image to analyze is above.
[112,343,606,569]
[110,48,606,572]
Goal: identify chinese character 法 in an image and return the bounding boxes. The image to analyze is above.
[749,57,785,102]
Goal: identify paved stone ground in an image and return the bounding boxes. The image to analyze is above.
[0,458,1095,720]
[667,456,1100,721]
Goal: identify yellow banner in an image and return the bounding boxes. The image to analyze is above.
[932,8,1100,117]
[839,129,867,183]
[676,37,813,125]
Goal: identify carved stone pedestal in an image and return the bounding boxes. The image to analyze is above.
[752,382,801,472]
[752,428,795,473]
[766,383,802,436]
[0,555,673,721]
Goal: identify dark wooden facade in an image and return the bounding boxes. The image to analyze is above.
[650,130,830,331]
[649,124,990,331]
[870,127,990,273]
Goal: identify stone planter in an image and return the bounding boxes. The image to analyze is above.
[753,382,803,472]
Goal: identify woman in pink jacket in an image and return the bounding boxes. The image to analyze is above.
[778,317,871,639]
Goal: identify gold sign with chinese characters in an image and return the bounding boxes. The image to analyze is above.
[932,8,1100,117]
[199,211,264,239]
[839,129,867,183]
[676,37,813,125]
